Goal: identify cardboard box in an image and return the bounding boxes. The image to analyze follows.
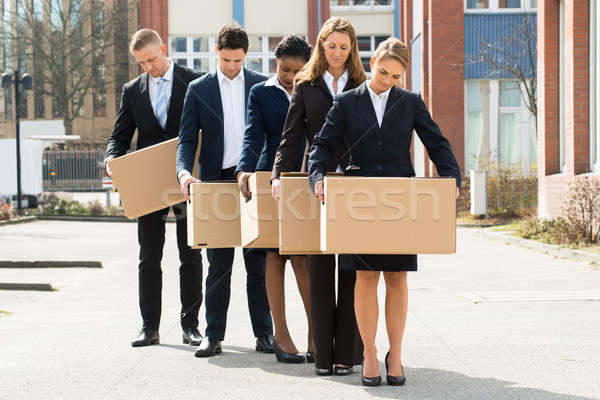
[107,137,200,219]
[320,177,456,254]
[187,181,241,248]
[240,171,279,248]
[278,173,323,255]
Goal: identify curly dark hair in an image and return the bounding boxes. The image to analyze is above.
[274,35,312,62]
[216,24,249,52]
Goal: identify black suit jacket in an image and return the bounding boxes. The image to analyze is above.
[308,82,461,190]
[176,68,268,181]
[271,76,361,180]
[104,63,204,164]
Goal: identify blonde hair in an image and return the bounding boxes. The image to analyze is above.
[129,29,163,53]
[372,37,409,69]
[295,17,367,86]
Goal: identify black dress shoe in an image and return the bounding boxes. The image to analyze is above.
[361,360,381,387]
[385,352,406,386]
[334,365,353,375]
[315,366,333,376]
[131,328,159,347]
[255,335,274,353]
[306,351,315,363]
[194,337,222,358]
[182,327,203,346]
[272,341,305,363]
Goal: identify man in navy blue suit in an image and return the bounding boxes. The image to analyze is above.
[176,24,273,358]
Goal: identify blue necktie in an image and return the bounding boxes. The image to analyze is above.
[154,78,168,129]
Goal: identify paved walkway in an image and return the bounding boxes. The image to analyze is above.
[1,221,599,400]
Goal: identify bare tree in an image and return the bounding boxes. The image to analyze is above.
[1,0,131,135]
[466,14,537,133]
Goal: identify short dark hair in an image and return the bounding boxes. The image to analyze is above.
[274,35,312,62]
[216,24,249,52]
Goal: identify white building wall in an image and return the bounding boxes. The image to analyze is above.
[245,0,308,35]
[169,0,233,36]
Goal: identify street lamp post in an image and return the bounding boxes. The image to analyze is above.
[2,70,33,215]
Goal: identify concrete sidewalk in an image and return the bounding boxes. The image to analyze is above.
[0,221,599,400]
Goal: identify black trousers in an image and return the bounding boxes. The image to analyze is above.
[204,166,272,341]
[137,202,203,330]
[307,254,363,369]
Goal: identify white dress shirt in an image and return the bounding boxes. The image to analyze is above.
[323,69,348,98]
[365,80,391,127]
[148,58,174,112]
[264,75,292,102]
[217,67,246,169]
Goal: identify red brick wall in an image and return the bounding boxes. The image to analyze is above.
[538,0,595,218]
[426,0,465,175]
[308,0,331,46]
[139,0,168,45]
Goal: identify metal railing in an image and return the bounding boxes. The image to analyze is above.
[43,149,105,191]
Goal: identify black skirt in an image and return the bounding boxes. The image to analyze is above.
[339,254,417,272]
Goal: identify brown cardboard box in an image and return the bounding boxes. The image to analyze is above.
[187,181,241,248]
[107,137,200,219]
[278,173,323,255]
[320,177,456,254]
[240,171,279,248]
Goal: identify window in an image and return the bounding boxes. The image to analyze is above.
[591,0,600,171]
[465,0,536,12]
[169,35,287,75]
[466,81,491,171]
[357,35,389,73]
[330,0,393,11]
[170,36,216,73]
[466,80,537,174]
[466,0,489,9]
[498,81,521,167]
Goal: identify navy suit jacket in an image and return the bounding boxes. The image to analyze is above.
[308,82,461,190]
[176,68,268,181]
[235,81,304,175]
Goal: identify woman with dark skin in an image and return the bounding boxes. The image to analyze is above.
[236,35,313,363]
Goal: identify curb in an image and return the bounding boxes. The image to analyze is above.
[35,215,177,223]
[0,283,56,291]
[458,222,503,228]
[0,261,102,269]
[0,216,37,226]
[476,229,600,267]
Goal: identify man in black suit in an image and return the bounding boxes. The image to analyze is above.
[104,29,204,348]
[176,24,274,358]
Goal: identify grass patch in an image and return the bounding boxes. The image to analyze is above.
[489,222,521,232]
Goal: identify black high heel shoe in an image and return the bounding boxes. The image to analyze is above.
[361,360,381,387]
[272,341,305,364]
[385,352,406,386]
[306,351,315,363]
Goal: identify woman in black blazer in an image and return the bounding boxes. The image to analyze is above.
[308,38,461,386]
[271,17,367,376]
[236,35,312,364]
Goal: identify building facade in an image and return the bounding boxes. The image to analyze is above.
[0,0,139,145]
[538,0,599,218]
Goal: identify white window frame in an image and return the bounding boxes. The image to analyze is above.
[464,79,537,174]
[464,0,537,14]
[590,0,600,171]
[559,0,566,172]
[169,36,218,73]
[357,35,392,75]
[331,0,394,12]
[245,35,280,75]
